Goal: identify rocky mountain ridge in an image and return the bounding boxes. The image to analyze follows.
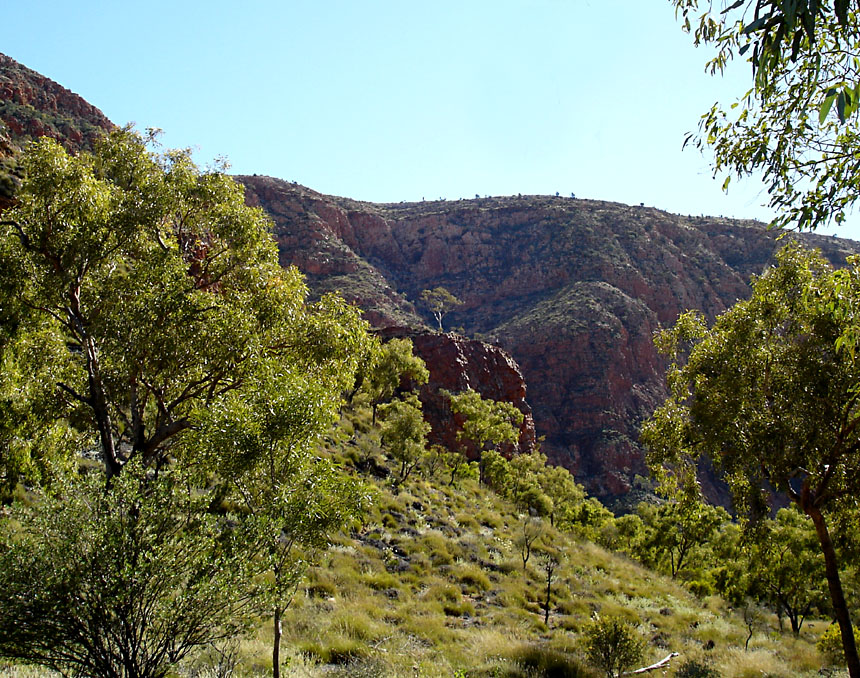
[0,52,113,152]
[0,53,113,210]
[240,175,860,505]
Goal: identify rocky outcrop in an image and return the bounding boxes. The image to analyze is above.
[379,328,536,458]
[0,52,113,153]
[0,53,114,212]
[241,176,860,506]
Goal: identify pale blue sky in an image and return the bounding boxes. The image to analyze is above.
[4,1,857,238]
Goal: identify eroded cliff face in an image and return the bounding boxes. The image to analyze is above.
[378,328,536,458]
[0,52,113,153]
[0,53,114,211]
[241,176,859,505]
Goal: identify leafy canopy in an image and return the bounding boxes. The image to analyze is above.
[673,0,860,229]
[379,391,431,483]
[642,242,860,674]
[0,128,369,484]
[420,287,463,331]
[444,387,523,453]
[584,616,645,678]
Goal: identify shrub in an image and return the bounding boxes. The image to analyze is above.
[818,622,858,666]
[456,565,492,594]
[686,580,714,598]
[583,617,645,678]
[420,532,455,566]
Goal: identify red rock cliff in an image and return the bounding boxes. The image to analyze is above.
[0,52,113,153]
[378,328,536,458]
[240,177,859,506]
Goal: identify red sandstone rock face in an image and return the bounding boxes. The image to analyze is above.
[379,328,536,458]
[240,176,859,506]
[0,53,113,154]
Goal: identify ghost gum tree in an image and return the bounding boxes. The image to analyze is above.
[642,243,860,676]
[0,130,372,678]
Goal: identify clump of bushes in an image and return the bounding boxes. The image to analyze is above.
[582,616,645,678]
[818,623,857,666]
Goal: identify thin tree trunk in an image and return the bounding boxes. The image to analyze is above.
[807,506,860,677]
[85,336,121,480]
[544,575,552,625]
[272,604,282,678]
[70,289,121,480]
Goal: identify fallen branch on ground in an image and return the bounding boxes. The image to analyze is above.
[624,652,679,675]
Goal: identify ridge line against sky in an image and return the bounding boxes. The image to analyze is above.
[3,0,858,240]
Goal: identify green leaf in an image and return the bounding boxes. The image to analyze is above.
[819,92,836,124]
[743,15,770,34]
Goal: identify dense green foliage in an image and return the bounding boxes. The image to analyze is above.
[444,387,524,483]
[0,463,255,678]
[583,617,645,678]
[0,129,367,486]
[746,507,828,635]
[379,392,431,484]
[362,337,429,422]
[0,130,374,678]
[643,242,860,675]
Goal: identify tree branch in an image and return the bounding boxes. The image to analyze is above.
[624,652,680,675]
[57,381,92,406]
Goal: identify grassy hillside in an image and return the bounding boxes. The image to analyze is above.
[0,398,841,678]
[174,403,830,678]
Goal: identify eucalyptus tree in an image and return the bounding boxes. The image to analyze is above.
[378,391,431,484]
[191,363,368,678]
[673,0,860,230]
[642,243,860,675]
[420,286,463,331]
[638,491,729,580]
[443,387,523,483]
[0,129,368,484]
[746,507,828,635]
[363,337,429,423]
[0,129,373,678]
